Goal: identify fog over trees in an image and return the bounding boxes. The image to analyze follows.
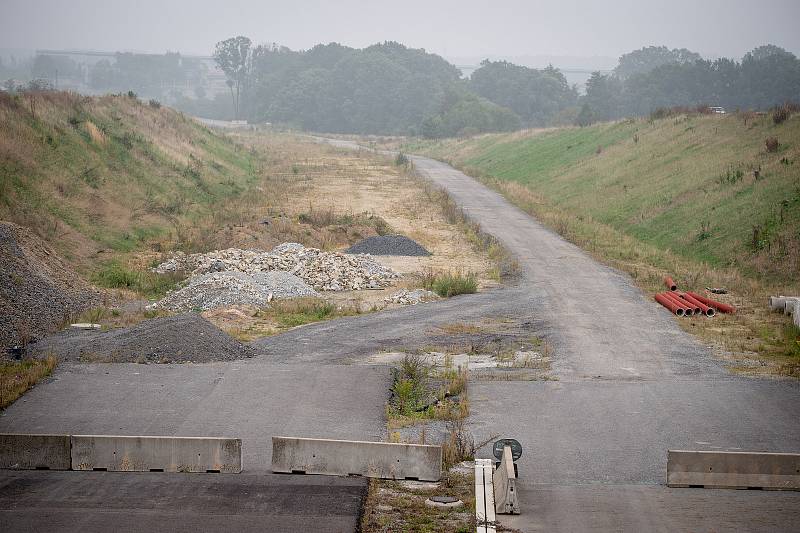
[2,38,799,137]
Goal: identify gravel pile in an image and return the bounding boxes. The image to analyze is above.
[385,289,438,305]
[153,243,399,291]
[151,271,317,312]
[1,222,101,349]
[29,313,257,363]
[345,235,431,256]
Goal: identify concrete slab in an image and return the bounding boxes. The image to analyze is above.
[0,470,366,533]
[0,433,71,470]
[498,483,800,533]
[71,435,242,473]
[0,362,389,471]
[271,436,441,481]
[667,449,800,489]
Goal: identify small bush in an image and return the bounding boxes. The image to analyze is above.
[765,137,780,153]
[717,164,744,185]
[389,354,431,416]
[148,99,161,109]
[773,106,790,125]
[395,152,410,166]
[424,271,478,297]
[92,261,180,297]
[442,418,475,468]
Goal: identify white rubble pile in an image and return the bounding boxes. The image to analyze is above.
[153,243,399,291]
[384,288,438,305]
[150,270,317,312]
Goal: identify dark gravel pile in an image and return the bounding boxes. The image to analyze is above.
[345,235,431,256]
[29,313,258,363]
[1,222,101,350]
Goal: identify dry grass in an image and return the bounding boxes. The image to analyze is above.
[360,471,476,533]
[1,356,57,409]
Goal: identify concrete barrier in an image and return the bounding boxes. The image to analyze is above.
[0,434,71,470]
[271,436,441,481]
[667,450,800,490]
[493,445,519,514]
[71,435,242,473]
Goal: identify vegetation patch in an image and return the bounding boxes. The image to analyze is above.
[92,260,182,298]
[360,471,475,533]
[422,271,478,297]
[1,356,57,409]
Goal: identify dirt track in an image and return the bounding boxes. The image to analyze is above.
[2,143,799,532]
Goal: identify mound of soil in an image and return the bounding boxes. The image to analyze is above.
[345,235,431,256]
[0,222,101,350]
[29,313,257,364]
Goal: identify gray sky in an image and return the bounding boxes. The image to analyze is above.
[2,0,799,63]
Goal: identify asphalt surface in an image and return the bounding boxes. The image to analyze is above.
[0,471,366,533]
[2,141,799,531]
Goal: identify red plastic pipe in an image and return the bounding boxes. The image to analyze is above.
[655,293,686,316]
[678,292,716,317]
[686,291,736,314]
[669,292,701,315]
[663,291,694,316]
[664,276,678,291]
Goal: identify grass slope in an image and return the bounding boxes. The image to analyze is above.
[0,91,257,270]
[407,112,800,371]
[413,114,799,282]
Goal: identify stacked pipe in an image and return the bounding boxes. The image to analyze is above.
[654,276,735,317]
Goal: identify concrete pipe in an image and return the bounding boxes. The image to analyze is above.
[769,296,788,312]
[679,292,715,317]
[783,297,800,316]
[663,291,694,316]
[655,293,685,316]
[687,291,736,314]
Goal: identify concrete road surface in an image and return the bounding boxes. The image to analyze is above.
[2,142,798,531]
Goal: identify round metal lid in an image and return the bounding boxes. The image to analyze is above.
[492,438,523,461]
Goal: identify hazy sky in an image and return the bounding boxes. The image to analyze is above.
[2,0,799,64]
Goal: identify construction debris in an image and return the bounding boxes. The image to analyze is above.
[384,288,439,305]
[150,271,317,312]
[153,243,399,292]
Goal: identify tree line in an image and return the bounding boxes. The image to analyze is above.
[579,45,800,124]
[4,41,798,137]
[213,38,799,136]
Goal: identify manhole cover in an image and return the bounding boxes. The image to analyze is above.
[425,496,464,509]
[425,496,463,508]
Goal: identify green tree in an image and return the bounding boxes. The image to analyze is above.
[614,45,701,80]
[213,36,253,119]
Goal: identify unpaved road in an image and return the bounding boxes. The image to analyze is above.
[2,142,799,532]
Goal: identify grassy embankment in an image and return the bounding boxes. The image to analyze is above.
[0,91,261,296]
[406,111,800,375]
